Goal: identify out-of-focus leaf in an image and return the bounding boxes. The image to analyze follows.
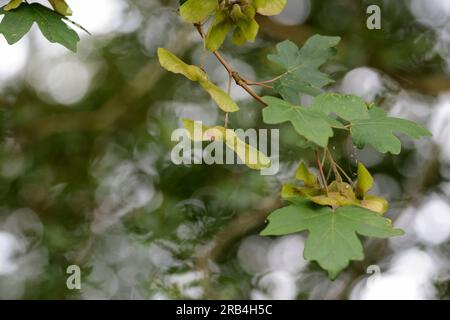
[253,0,287,16]
[350,106,432,154]
[182,119,271,170]
[179,0,218,23]
[261,203,404,279]
[158,48,239,112]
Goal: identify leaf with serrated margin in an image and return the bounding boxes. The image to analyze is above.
[261,203,404,279]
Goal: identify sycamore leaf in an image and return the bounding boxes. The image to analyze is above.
[295,162,319,187]
[179,0,218,23]
[262,96,334,147]
[0,3,79,51]
[350,106,432,154]
[260,203,404,279]
[158,48,239,112]
[182,119,271,170]
[253,0,287,16]
[268,36,341,99]
[311,93,369,121]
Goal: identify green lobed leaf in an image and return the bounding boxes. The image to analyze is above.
[311,93,369,121]
[179,0,218,23]
[350,106,432,154]
[262,96,334,147]
[158,48,239,112]
[261,203,404,279]
[0,3,79,51]
[268,36,341,98]
[0,2,33,45]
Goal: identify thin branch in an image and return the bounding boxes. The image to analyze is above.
[326,148,343,183]
[194,24,268,107]
[244,80,274,89]
[315,150,329,195]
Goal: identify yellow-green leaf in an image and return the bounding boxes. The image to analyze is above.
[182,119,271,170]
[48,0,72,16]
[253,0,287,16]
[231,28,247,46]
[158,48,239,112]
[355,162,373,198]
[205,17,234,52]
[4,0,22,11]
[361,195,389,214]
[179,0,218,23]
[295,162,318,187]
[157,48,206,82]
[236,16,259,43]
[199,81,239,112]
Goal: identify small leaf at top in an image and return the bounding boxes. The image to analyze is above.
[179,0,218,23]
[350,106,432,154]
[268,36,341,98]
[48,0,72,16]
[260,203,404,279]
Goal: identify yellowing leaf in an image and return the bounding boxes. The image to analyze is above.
[361,195,389,214]
[182,119,271,170]
[179,0,218,23]
[158,48,239,112]
[253,0,287,16]
[355,162,373,199]
[295,162,319,187]
[4,0,22,11]
[48,0,72,16]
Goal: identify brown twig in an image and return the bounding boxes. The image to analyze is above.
[194,24,268,107]
[315,150,329,195]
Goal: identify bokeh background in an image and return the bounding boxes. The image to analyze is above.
[0,0,449,300]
